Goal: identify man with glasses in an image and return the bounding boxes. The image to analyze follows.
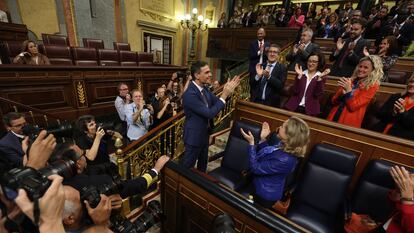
[286,28,320,71]
[0,112,27,168]
[251,44,287,108]
[114,83,131,136]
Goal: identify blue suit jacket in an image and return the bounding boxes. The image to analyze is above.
[182,82,225,147]
[0,131,24,168]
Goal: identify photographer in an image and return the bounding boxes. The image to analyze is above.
[75,115,122,175]
[52,142,169,232]
[167,72,185,99]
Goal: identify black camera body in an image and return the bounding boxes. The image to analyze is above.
[1,159,76,201]
[80,181,121,208]
[97,122,114,132]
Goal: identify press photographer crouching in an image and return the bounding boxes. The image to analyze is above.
[0,130,66,233]
[51,142,169,232]
[75,115,122,176]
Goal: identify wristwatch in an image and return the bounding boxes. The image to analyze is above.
[400,197,414,202]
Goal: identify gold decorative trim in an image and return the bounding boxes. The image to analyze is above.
[137,80,142,91]
[139,9,174,22]
[76,81,86,106]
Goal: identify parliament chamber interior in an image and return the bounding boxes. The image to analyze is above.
[0,0,413,232]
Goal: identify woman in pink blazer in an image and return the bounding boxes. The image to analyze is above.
[288,8,305,28]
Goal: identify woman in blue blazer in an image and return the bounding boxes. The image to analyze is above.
[240,116,310,208]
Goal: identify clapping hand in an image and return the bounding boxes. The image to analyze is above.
[318,68,331,81]
[256,63,264,77]
[390,166,414,201]
[295,63,303,77]
[260,122,271,142]
[393,98,405,114]
[240,128,255,145]
[221,75,241,99]
[363,46,370,57]
[338,77,353,94]
[336,38,345,51]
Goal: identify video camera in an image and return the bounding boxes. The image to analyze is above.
[22,122,74,142]
[1,159,77,201]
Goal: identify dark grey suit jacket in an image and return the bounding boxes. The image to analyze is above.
[286,43,320,71]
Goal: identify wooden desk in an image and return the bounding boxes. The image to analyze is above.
[0,65,186,121]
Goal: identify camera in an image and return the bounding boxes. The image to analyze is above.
[22,122,73,142]
[80,183,162,233]
[1,159,77,201]
[97,122,114,132]
[80,179,122,208]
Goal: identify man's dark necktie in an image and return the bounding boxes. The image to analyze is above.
[338,41,353,68]
[201,89,209,107]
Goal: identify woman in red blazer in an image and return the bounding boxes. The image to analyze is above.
[327,55,383,128]
[288,8,305,28]
[285,52,330,116]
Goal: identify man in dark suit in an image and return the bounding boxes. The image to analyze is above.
[248,28,270,98]
[242,4,256,27]
[389,13,414,55]
[330,18,370,77]
[0,112,26,168]
[274,8,289,27]
[286,28,320,71]
[251,44,287,108]
[181,61,240,172]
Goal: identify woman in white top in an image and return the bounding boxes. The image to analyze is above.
[284,52,330,116]
[125,89,152,141]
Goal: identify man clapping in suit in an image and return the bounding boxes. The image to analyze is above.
[286,28,320,71]
[181,61,240,172]
[252,44,287,108]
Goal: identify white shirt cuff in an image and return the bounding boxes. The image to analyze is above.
[151,168,159,176]
[219,98,226,104]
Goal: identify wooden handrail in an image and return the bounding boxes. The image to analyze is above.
[0,96,60,120]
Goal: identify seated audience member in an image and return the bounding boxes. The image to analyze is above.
[212,80,221,91]
[364,36,399,82]
[327,55,383,128]
[385,166,414,232]
[275,8,289,27]
[388,13,414,56]
[294,19,313,44]
[125,89,152,141]
[75,115,121,175]
[285,53,331,116]
[330,18,370,77]
[114,82,131,135]
[251,44,287,108]
[257,7,270,27]
[0,112,27,168]
[13,40,50,65]
[365,7,389,44]
[217,12,227,28]
[0,9,8,23]
[240,117,310,208]
[288,8,305,28]
[286,28,320,71]
[373,75,414,140]
[318,13,341,38]
[316,8,329,32]
[306,3,317,19]
[155,95,177,127]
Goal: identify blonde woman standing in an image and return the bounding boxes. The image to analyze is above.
[327,55,383,128]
